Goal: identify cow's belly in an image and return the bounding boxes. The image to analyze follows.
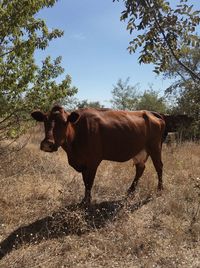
[132,149,148,164]
[103,148,148,163]
[102,142,146,162]
[67,156,86,173]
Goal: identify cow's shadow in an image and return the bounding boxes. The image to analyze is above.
[0,195,152,259]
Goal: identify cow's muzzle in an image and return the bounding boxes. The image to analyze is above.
[40,140,58,152]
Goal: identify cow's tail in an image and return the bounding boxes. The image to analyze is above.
[150,111,168,142]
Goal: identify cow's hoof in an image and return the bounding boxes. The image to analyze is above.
[127,188,135,197]
[156,187,164,197]
[157,185,164,191]
[79,199,91,209]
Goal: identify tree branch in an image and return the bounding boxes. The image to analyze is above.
[0,48,15,58]
[145,0,200,82]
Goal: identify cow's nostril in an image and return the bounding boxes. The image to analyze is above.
[49,143,53,149]
[49,143,56,150]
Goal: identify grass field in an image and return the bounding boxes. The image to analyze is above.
[0,129,199,267]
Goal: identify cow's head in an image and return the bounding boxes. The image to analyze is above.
[31,105,69,152]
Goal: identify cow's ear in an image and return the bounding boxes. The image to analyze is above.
[68,112,80,124]
[31,111,46,122]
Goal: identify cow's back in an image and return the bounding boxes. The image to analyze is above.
[67,109,164,163]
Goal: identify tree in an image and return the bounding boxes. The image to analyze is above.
[136,90,167,113]
[77,100,104,109]
[165,47,200,138]
[113,0,200,80]
[111,78,139,110]
[0,0,77,140]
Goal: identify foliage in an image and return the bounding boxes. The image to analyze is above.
[113,0,200,138]
[137,89,167,113]
[0,0,77,140]
[111,78,139,110]
[165,47,200,139]
[77,100,104,109]
[114,0,200,80]
[111,78,167,112]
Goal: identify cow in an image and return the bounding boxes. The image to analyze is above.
[150,112,193,142]
[31,105,166,205]
[162,114,192,133]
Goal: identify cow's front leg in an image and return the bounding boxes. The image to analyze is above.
[80,167,97,206]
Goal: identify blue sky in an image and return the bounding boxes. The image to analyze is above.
[35,0,194,106]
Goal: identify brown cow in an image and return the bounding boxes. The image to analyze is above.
[162,114,192,132]
[31,105,165,205]
[151,112,193,132]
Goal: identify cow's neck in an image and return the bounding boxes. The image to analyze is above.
[61,123,73,155]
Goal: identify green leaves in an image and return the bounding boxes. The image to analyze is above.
[164,46,200,138]
[111,78,139,110]
[0,0,77,140]
[116,0,200,79]
[111,78,167,112]
[137,90,167,113]
[25,56,78,112]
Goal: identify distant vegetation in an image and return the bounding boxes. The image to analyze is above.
[77,100,104,109]
[111,78,167,113]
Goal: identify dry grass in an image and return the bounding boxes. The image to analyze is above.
[0,129,199,268]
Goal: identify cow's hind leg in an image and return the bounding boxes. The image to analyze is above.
[127,162,146,195]
[149,148,163,191]
[128,150,149,195]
